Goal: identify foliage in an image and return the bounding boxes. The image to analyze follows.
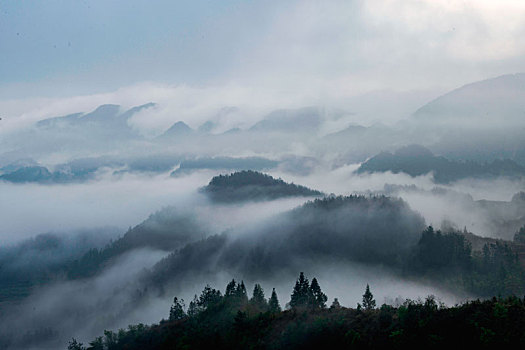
[410,226,472,271]
[289,272,327,310]
[357,144,525,184]
[169,297,186,321]
[514,225,525,243]
[330,298,341,309]
[67,338,84,350]
[268,288,281,313]
[362,284,376,310]
[250,283,268,309]
[203,170,323,202]
[78,278,525,350]
[407,226,525,297]
[310,278,328,309]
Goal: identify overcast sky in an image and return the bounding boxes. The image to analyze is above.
[1,0,525,102]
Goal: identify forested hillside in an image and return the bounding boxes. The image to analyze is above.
[357,145,525,184]
[202,170,324,202]
[68,273,525,349]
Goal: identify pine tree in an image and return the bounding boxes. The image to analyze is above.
[68,338,85,350]
[88,337,103,350]
[187,294,201,317]
[330,298,341,309]
[225,279,237,297]
[290,272,311,308]
[236,280,249,304]
[309,278,328,309]
[250,283,267,309]
[169,297,186,321]
[362,284,376,310]
[268,288,281,313]
[198,285,222,309]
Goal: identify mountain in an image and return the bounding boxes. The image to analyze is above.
[249,107,323,133]
[35,112,84,129]
[382,184,525,240]
[0,158,123,184]
[148,195,425,289]
[0,228,119,303]
[197,120,216,133]
[0,158,39,175]
[0,166,53,183]
[414,73,525,125]
[157,121,194,140]
[356,144,525,183]
[201,170,324,202]
[322,123,409,164]
[35,103,155,137]
[67,206,208,279]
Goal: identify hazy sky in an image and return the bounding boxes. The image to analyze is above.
[1,0,525,100]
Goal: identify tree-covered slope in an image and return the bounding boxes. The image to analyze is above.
[70,274,525,350]
[356,144,525,184]
[66,207,207,279]
[202,170,324,202]
[148,195,425,288]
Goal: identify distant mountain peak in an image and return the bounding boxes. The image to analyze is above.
[91,104,120,113]
[249,106,322,132]
[413,73,525,124]
[162,121,193,135]
[120,102,156,119]
[198,120,216,133]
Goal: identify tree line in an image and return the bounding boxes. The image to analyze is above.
[68,270,525,350]
[69,272,379,350]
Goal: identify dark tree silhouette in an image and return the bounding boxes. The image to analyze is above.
[362,284,376,310]
[514,225,525,243]
[250,283,267,309]
[198,285,222,310]
[169,297,186,321]
[290,272,311,309]
[310,278,328,309]
[67,338,84,350]
[187,294,201,317]
[330,298,341,309]
[225,279,237,297]
[268,288,281,313]
[236,280,248,303]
